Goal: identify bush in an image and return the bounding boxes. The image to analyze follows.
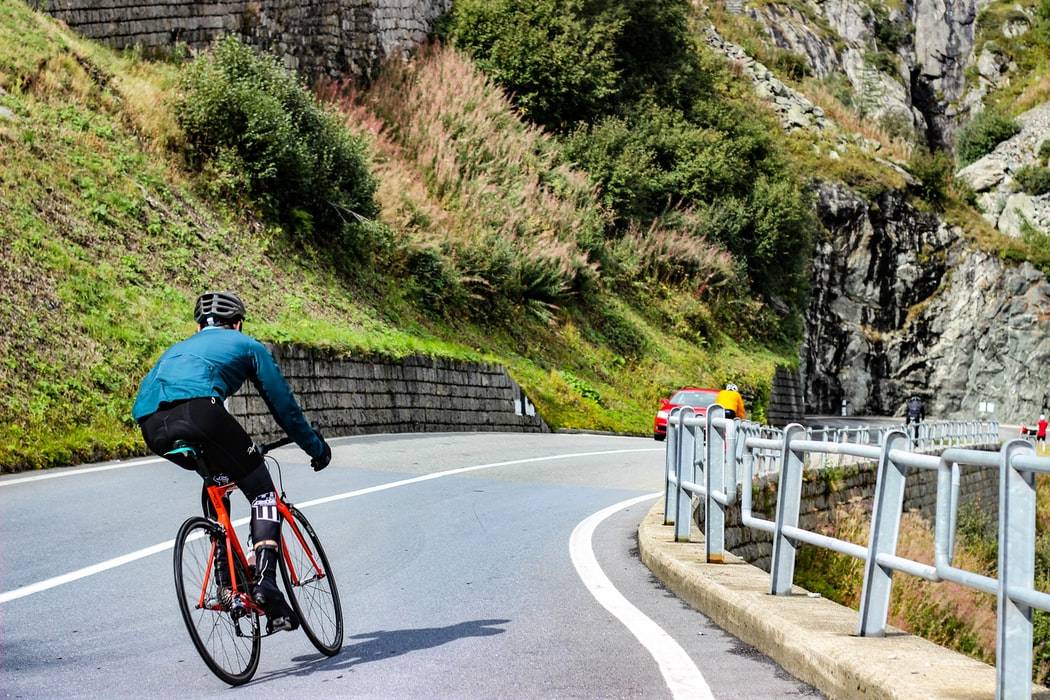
[564,99,774,225]
[177,37,378,245]
[1040,139,1050,164]
[1015,164,1050,195]
[907,148,953,204]
[955,109,1021,166]
[443,0,622,129]
[444,0,707,130]
[595,304,648,358]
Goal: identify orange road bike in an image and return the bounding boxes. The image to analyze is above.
[169,436,342,685]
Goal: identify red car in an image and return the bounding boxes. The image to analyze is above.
[653,387,721,441]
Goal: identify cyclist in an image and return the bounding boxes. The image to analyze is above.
[906,395,925,425]
[132,291,332,632]
[715,383,746,420]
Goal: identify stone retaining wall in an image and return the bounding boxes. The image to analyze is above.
[767,365,805,427]
[31,0,449,80]
[225,344,548,441]
[696,450,999,571]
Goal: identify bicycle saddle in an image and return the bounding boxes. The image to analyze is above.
[165,439,202,459]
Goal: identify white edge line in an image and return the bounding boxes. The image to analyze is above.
[0,447,662,605]
[570,493,715,700]
[0,458,169,487]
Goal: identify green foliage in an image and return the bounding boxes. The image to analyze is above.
[1014,164,1050,195]
[595,303,649,359]
[865,49,899,77]
[564,100,774,224]
[955,109,1021,166]
[1039,139,1050,164]
[444,0,707,130]
[176,37,378,247]
[907,148,953,204]
[559,370,605,406]
[441,0,621,130]
[767,48,812,81]
[871,5,911,52]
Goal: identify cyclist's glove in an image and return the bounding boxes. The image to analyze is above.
[311,440,332,472]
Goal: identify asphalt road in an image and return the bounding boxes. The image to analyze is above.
[0,432,819,699]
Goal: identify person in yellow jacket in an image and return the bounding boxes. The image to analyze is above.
[714,383,746,420]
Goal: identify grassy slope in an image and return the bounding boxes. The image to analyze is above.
[0,2,787,472]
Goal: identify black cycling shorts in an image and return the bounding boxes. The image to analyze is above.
[138,397,263,482]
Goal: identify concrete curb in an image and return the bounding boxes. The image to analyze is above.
[638,499,1050,700]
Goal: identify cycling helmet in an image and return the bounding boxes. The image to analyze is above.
[194,291,245,326]
[726,383,738,392]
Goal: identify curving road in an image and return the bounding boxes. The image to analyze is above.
[0,432,819,698]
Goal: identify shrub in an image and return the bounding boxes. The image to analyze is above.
[442,0,622,129]
[769,48,812,81]
[564,99,774,226]
[595,303,648,358]
[611,218,737,292]
[443,0,707,130]
[177,37,378,245]
[955,109,1021,166]
[866,49,899,77]
[1039,139,1050,164]
[907,148,953,204]
[1015,164,1050,195]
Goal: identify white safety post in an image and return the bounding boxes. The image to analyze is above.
[705,405,726,563]
[770,424,807,595]
[857,430,909,635]
[996,439,1036,700]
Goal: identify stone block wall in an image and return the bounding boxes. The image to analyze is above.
[695,451,999,571]
[31,0,450,81]
[225,344,548,442]
[767,365,805,427]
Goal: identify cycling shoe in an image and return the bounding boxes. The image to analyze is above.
[253,580,299,632]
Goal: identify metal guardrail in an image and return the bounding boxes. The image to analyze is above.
[663,406,1047,700]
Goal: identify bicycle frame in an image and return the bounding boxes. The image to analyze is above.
[197,482,327,615]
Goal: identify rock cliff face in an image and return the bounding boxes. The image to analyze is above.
[803,182,1050,421]
[735,0,981,146]
[957,101,1050,238]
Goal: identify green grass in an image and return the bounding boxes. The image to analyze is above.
[0,0,794,472]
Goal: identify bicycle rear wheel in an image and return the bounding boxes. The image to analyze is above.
[174,517,261,685]
[279,506,343,655]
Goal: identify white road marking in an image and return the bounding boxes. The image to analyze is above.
[0,447,661,605]
[570,493,715,700]
[0,458,167,487]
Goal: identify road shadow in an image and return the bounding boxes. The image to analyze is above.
[244,618,510,685]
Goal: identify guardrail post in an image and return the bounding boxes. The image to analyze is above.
[996,439,1036,700]
[770,424,807,595]
[857,430,909,636]
[664,408,680,525]
[674,407,698,542]
[706,405,726,563]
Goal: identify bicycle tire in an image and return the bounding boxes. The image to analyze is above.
[173,517,261,685]
[279,506,343,655]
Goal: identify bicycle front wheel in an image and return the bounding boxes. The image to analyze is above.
[279,506,343,655]
[173,517,261,685]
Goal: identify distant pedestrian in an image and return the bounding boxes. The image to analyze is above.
[715,383,746,420]
[906,395,925,425]
[1038,414,1048,444]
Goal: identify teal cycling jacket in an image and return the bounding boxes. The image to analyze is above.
[132,327,325,458]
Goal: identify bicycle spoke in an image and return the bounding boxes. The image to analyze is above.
[175,519,259,684]
[280,508,342,654]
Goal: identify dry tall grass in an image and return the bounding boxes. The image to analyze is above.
[361,46,603,276]
[799,501,998,665]
[326,45,616,311]
[800,80,915,163]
